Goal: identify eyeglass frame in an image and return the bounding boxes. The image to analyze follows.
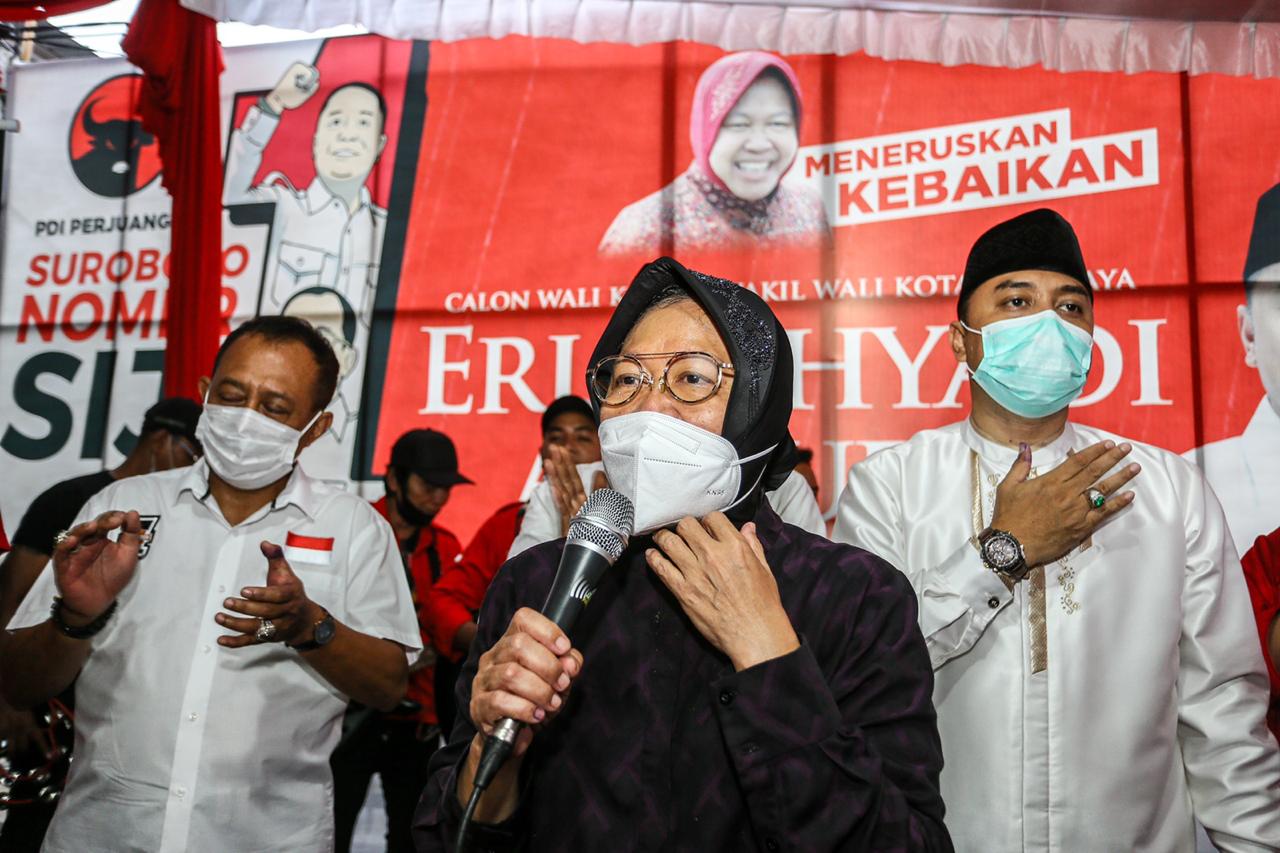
[586,351,736,407]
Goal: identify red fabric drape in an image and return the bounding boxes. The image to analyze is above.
[122,0,223,401]
[0,0,110,21]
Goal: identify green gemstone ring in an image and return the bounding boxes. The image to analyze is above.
[1086,488,1106,509]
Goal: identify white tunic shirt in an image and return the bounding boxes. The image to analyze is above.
[7,461,420,853]
[1186,398,1280,555]
[508,463,826,560]
[832,419,1280,853]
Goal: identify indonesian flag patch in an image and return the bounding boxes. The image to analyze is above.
[284,532,335,566]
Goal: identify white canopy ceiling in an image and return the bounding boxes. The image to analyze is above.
[181,0,1280,77]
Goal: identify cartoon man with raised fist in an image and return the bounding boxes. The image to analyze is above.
[1,316,420,853]
[224,60,389,321]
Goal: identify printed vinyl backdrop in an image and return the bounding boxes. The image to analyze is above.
[0,35,1277,548]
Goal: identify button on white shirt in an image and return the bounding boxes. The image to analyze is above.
[833,419,1280,853]
[8,461,420,853]
[507,463,826,560]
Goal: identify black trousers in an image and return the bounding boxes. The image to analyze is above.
[331,715,438,853]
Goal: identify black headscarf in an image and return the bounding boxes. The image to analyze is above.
[587,257,797,525]
[958,208,1091,319]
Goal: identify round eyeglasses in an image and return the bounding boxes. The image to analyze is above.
[587,351,734,407]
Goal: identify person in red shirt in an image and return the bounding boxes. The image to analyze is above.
[1242,527,1280,743]
[331,428,470,853]
[424,397,600,735]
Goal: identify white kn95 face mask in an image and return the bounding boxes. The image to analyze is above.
[598,410,775,534]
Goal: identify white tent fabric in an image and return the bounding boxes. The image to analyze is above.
[183,0,1280,77]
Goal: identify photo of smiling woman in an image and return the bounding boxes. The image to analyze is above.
[599,51,830,256]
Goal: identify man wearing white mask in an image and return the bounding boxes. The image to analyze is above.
[1,316,420,853]
[414,257,951,850]
[832,209,1280,852]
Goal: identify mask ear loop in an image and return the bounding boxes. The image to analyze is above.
[720,442,779,515]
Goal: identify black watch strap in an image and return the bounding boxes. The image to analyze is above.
[977,527,1030,581]
[51,596,117,639]
[288,609,335,652]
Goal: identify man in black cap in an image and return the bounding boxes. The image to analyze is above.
[333,428,472,853]
[0,396,201,853]
[834,208,1280,851]
[1189,182,1280,555]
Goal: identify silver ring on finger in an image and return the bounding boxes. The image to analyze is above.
[53,530,72,548]
[1085,487,1107,510]
[255,618,277,642]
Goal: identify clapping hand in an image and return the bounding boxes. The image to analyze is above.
[646,513,799,672]
[215,541,321,648]
[544,445,609,537]
[52,510,145,625]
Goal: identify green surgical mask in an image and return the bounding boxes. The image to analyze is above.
[962,310,1094,419]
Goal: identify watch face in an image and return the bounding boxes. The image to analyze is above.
[983,533,1021,570]
[313,617,337,645]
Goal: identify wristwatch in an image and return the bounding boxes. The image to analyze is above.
[288,609,336,652]
[977,527,1030,582]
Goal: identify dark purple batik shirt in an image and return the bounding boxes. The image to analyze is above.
[413,503,952,853]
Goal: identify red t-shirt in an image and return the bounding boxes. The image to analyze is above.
[1241,527,1280,742]
[372,497,462,725]
[0,514,9,552]
[424,501,525,661]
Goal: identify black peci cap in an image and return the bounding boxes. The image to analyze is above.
[958,208,1091,319]
[389,429,473,487]
[1245,183,1280,282]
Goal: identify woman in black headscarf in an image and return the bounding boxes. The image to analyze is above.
[414,258,952,853]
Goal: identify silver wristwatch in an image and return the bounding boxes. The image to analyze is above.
[977,527,1029,582]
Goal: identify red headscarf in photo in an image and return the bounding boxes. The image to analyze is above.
[688,51,804,192]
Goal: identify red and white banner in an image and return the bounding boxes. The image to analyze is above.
[1,35,1277,546]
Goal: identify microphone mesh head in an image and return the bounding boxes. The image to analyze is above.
[567,489,634,562]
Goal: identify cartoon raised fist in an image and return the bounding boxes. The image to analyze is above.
[265,61,320,114]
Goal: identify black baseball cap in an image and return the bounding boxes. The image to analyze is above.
[389,429,473,487]
[142,397,202,445]
[540,395,595,434]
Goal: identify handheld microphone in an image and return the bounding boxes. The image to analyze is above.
[457,489,634,848]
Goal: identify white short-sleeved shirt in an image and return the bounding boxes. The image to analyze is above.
[8,461,420,853]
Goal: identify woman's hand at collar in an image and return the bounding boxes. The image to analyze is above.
[646,513,799,672]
